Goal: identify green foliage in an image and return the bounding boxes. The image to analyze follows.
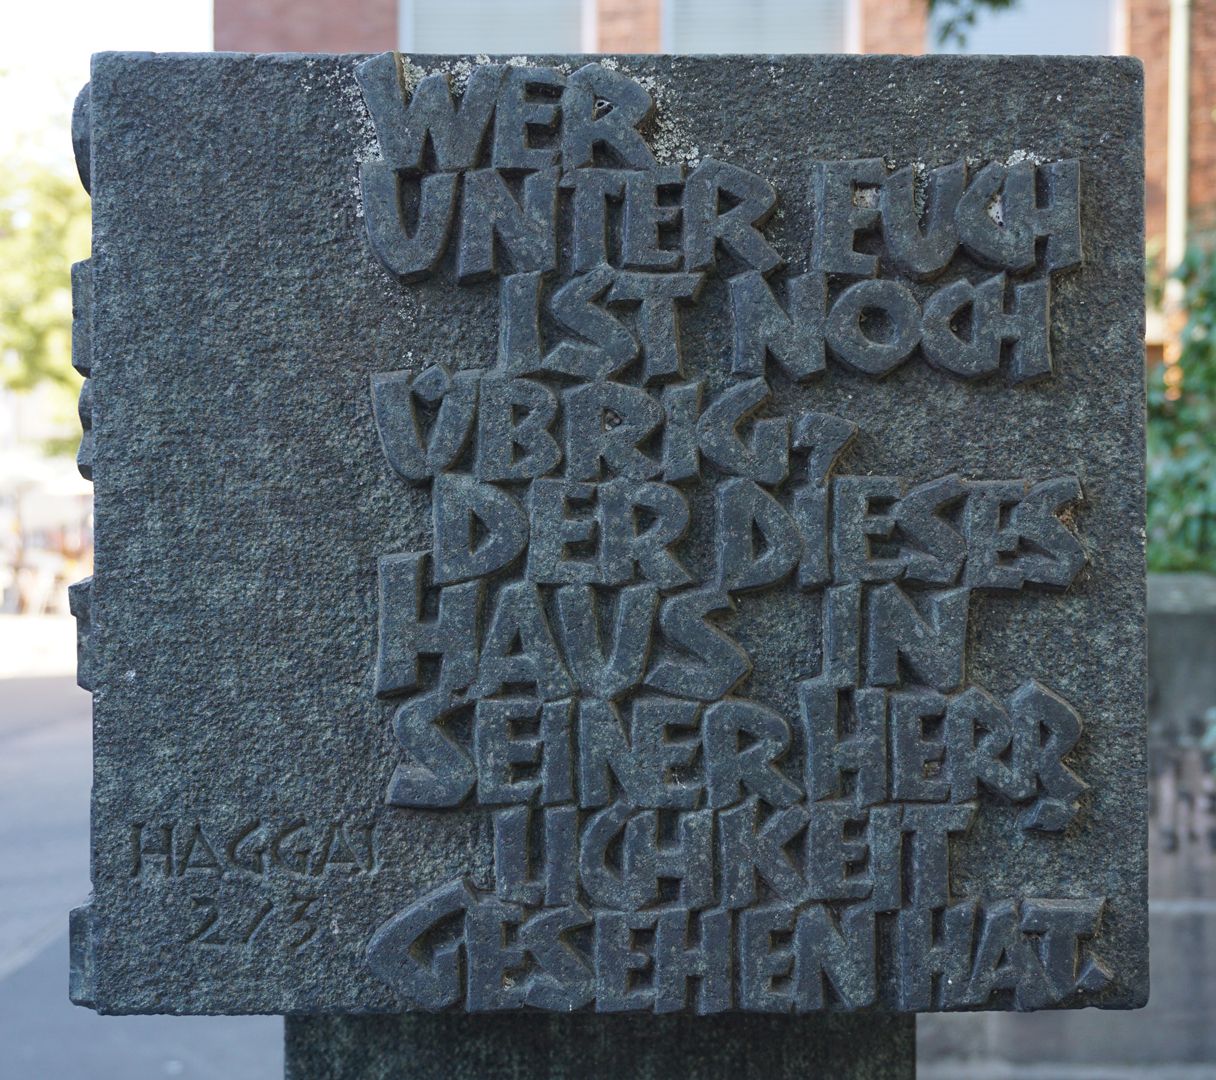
[929,0,1020,47]
[1147,248,1216,572]
[0,157,91,393]
[1145,239,1165,311]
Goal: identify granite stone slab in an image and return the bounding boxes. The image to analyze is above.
[69,51,1146,1016]
[284,1014,916,1078]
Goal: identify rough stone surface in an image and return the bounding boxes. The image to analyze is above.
[70,51,1146,1017]
[284,1014,916,1079]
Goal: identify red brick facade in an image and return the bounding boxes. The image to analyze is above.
[1128,0,1171,247]
[1125,0,1216,247]
[213,0,396,53]
[858,0,927,54]
[598,0,662,52]
[1187,0,1216,236]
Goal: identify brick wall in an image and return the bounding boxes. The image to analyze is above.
[213,0,396,53]
[1128,0,1216,251]
[594,0,928,55]
[858,0,927,54]
[1128,0,1172,251]
[597,0,662,51]
[212,0,930,59]
[1188,0,1216,237]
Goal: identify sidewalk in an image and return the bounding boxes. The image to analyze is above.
[0,935,280,1080]
[0,674,280,1079]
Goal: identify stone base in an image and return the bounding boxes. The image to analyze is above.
[285,1014,916,1079]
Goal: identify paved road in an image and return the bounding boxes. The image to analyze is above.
[0,676,281,1080]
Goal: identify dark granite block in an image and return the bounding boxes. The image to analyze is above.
[284,1013,916,1078]
[70,51,1146,1017]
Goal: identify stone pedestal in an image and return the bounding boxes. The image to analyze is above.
[285,1014,916,1079]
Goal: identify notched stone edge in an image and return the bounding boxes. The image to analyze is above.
[69,185,95,689]
[68,577,94,692]
[72,83,93,484]
[67,82,98,1010]
[71,259,91,380]
[68,902,97,1008]
[72,83,91,195]
[76,379,93,482]
[72,257,93,483]
[71,255,92,484]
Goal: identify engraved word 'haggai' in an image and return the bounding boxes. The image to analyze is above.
[355,54,1106,1013]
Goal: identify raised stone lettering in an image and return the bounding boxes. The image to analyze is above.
[475,375,561,481]
[880,161,963,280]
[457,167,559,282]
[432,474,529,584]
[696,378,789,486]
[562,63,657,171]
[360,166,458,281]
[366,878,475,1008]
[866,585,970,692]
[342,57,1127,1019]
[825,279,921,376]
[728,271,828,382]
[491,66,565,171]
[684,158,782,274]
[811,158,885,276]
[375,552,481,696]
[355,55,501,172]
[553,584,657,699]
[371,365,479,482]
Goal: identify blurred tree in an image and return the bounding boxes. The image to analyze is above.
[0,157,91,393]
[928,0,1020,47]
[1148,248,1216,573]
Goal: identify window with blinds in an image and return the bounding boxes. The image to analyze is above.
[402,0,587,53]
[664,0,848,54]
[930,0,1118,54]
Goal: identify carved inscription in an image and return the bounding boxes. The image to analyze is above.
[357,54,1109,1012]
[129,820,378,879]
[184,895,320,953]
[128,820,376,953]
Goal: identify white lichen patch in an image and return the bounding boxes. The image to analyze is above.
[633,71,700,168]
[986,191,1004,227]
[853,186,879,210]
[298,62,384,219]
[1005,148,1044,167]
[335,70,382,220]
[446,58,476,92]
[398,56,427,96]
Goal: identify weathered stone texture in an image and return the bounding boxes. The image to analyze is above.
[70,52,1145,1017]
[285,1013,916,1079]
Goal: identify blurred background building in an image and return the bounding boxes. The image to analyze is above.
[1,1,1215,1077]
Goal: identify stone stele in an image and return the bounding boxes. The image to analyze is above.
[68,51,1146,1020]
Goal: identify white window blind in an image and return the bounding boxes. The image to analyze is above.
[931,0,1118,55]
[665,0,847,54]
[402,0,586,53]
